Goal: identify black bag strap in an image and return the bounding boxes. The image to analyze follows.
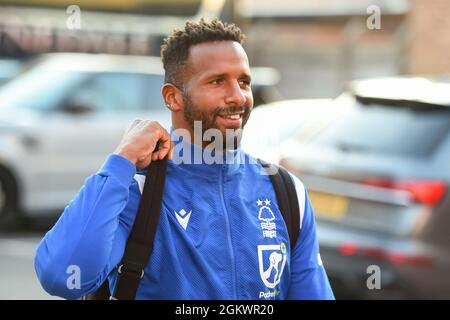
[259,159,300,250]
[110,157,168,300]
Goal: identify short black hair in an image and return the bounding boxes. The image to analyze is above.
[160,17,246,89]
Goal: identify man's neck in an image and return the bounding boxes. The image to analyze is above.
[171,123,204,148]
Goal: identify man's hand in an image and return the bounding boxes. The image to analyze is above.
[114,120,174,169]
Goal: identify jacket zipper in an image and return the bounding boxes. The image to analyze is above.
[219,164,238,299]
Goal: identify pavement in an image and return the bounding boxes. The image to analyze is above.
[0,223,61,300]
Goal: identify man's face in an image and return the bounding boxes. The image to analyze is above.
[181,41,254,148]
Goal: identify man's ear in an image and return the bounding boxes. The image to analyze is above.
[162,83,183,112]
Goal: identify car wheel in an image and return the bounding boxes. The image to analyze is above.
[0,168,21,229]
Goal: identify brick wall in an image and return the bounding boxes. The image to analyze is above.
[409,0,450,73]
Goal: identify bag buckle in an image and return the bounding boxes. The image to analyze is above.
[117,264,144,279]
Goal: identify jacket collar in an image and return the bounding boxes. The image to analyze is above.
[135,127,248,177]
[168,127,247,176]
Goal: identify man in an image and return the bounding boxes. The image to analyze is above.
[35,18,334,300]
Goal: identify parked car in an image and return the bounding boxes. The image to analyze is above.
[0,53,171,227]
[279,76,450,299]
[0,52,280,227]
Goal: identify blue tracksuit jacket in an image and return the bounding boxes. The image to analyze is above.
[35,131,334,300]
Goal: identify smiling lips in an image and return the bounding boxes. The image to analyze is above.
[222,113,242,120]
[217,110,245,127]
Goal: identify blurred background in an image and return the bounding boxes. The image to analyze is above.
[0,0,449,300]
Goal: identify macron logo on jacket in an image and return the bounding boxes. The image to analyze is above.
[174,209,192,230]
[134,173,192,230]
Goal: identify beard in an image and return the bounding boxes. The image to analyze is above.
[182,92,252,150]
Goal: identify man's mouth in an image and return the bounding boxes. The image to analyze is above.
[219,113,242,120]
[217,111,245,127]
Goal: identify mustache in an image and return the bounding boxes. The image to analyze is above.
[215,105,249,116]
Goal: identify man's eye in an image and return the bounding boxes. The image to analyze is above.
[211,79,224,85]
[239,80,251,87]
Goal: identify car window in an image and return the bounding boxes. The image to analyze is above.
[0,68,86,111]
[143,74,165,110]
[65,72,149,113]
[311,102,450,157]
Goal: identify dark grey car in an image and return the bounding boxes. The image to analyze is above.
[279,76,450,299]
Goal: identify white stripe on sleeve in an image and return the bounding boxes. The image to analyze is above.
[134,174,146,195]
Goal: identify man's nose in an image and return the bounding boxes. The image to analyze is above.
[224,81,247,106]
